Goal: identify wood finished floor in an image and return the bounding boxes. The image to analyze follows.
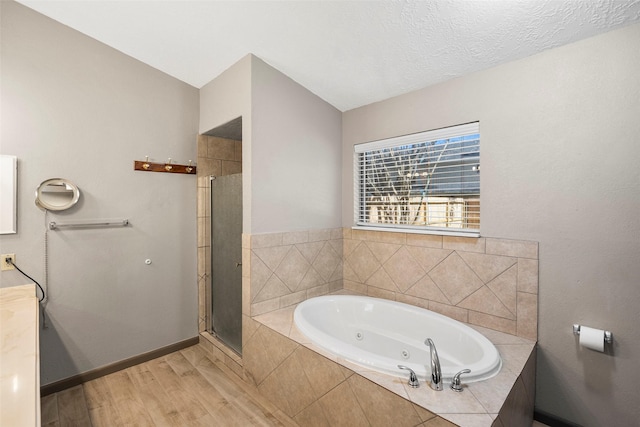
[41,344,297,427]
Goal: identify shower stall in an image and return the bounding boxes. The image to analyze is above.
[210,173,243,355]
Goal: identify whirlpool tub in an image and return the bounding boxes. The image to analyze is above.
[293,295,502,383]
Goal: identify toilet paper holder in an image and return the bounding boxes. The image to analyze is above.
[573,324,613,344]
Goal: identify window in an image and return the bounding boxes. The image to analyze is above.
[354,122,480,236]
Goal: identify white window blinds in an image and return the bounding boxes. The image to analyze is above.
[354,122,480,235]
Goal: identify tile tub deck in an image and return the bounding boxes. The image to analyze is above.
[248,302,536,427]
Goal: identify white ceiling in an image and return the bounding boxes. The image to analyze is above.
[15,0,640,112]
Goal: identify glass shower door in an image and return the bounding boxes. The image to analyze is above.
[210,173,243,355]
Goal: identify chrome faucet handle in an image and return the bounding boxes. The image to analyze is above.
[450,369,471,392]
[397,365,420,388]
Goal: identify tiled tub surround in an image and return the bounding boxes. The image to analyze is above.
[343,229,538,341]
[247,228,344,317]
[198,227,345,379]
[198,229,538,425]
[244,228,538,340]
[245,302,536,427]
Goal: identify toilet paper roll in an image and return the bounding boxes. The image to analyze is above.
[579,326,605,352]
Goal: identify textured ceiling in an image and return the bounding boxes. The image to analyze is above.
[15,0,640,112]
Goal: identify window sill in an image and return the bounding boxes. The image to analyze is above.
[352,225,480,238]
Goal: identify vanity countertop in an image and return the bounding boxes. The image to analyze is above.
[0,284,40,426]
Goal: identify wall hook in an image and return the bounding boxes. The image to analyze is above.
[134,157,197,175]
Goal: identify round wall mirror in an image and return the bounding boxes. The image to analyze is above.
[35,178,80,211]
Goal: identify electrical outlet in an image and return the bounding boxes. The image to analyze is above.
[1,254,15,271]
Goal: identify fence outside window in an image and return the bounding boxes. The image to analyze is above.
[355,122,480,235]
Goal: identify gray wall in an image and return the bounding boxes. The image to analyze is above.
[199,54,252,232]
[251,57,342,234]
[0,2,200,385]
[342,23,640,426]
[200,55,342,235]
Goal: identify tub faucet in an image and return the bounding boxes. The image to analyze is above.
[425,338,442,391]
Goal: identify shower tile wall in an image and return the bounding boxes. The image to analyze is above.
[196,135,242,333]
[342,229,538,340]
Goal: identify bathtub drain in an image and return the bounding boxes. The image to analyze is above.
[401,349,410,359]
[355,331,364,341]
